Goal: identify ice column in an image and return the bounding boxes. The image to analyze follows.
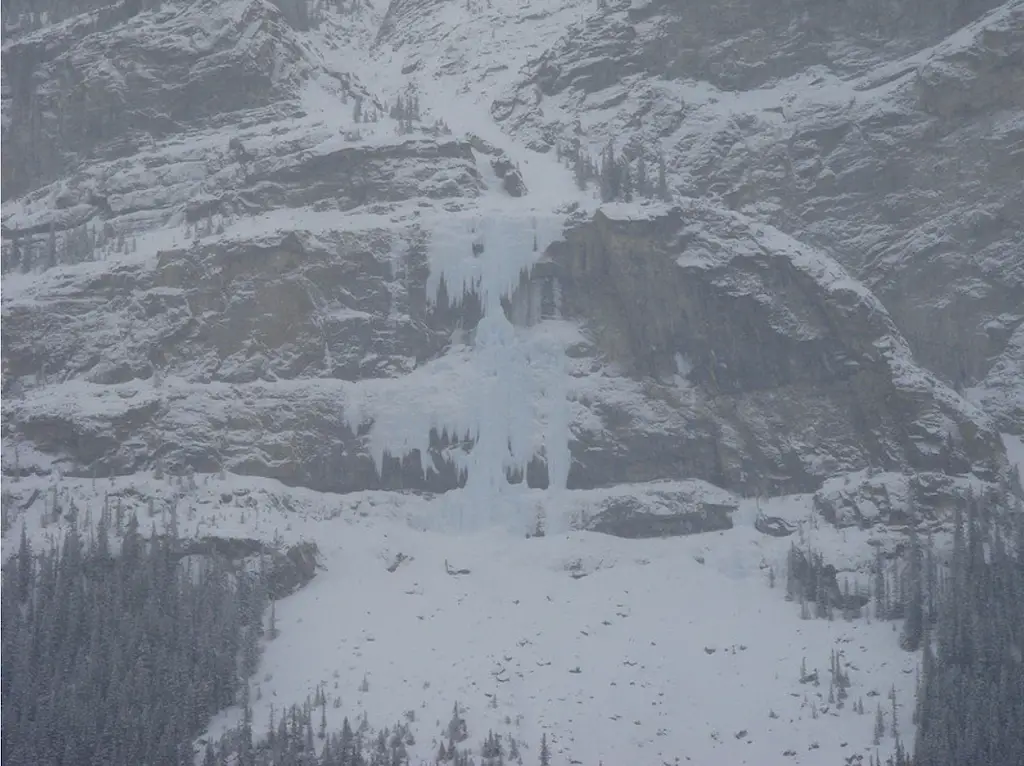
[363,213,572,529]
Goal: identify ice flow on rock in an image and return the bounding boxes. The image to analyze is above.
[351,214,571,530]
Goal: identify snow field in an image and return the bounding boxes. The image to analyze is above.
[3,471,919,765]
[212,503,919,766]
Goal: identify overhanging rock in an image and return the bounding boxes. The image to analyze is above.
[572,480,737,538]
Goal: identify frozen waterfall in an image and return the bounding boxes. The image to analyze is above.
[350,214,572,531]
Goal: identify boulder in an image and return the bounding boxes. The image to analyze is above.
[572,480,738,538]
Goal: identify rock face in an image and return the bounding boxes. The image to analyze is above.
[472,0,1024,416]
[969,322,1024,434]
[551,204,1005,495]
[1,211,467,492]
[174,536,320,598]
[3,225,454,386]
[5,203,1006,498]
[571,480,737,539]
[1,0,1019,525]
[813,470,1004,528]
[2,0,334,199]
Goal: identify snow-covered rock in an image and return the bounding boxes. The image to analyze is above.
[7,1,1023,761]
[968,320,1024,434]
[2,0,1016,513]
[551,203,1007,494]
[388,0,1024,398]
[569,479,738,538]
[812,469,1001,528]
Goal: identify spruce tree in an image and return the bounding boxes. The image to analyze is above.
[1,510,265,766]
[912,492,1024,766]
[899,527,924,651]
[635,155,648,198]
[621,161,633,202]
[656,153,669,201]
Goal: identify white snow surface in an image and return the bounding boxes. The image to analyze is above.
[245,518,916,766]
[3,471,919,765]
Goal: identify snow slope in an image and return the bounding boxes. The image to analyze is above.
[2,470,918,765]
[207,490,919,766]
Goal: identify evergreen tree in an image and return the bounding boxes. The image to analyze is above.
[899,527,924,651]
[874,546,888,620]
[572,149,587,190]
[599,142,615,202]
[656,153,669,201]
[16,524,32,601]
[635,155,649,198]
[44,224,57,269]
[874,704,885,745]
[507,735,520,764]
[19,237,34,273]
[912,492,1024,766]
[620,161,633,202]
[1,511,268,766]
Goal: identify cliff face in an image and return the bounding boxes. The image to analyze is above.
[2,0,1019,510]
[2,215,465,492]
[470,0,1024,428]
[5,202,1006,500]
[2,0,332,199]
[549,204,1005,495]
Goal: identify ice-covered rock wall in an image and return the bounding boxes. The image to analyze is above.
[344,213,572,528]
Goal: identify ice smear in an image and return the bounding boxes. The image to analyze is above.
[424,214,563,313]
[349,212,572,531]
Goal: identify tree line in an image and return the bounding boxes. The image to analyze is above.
[911,492,1024,765]
[557,137,671,203]
[784,485,1024,765]
[1,511,269,766]
[207,697,546,766]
